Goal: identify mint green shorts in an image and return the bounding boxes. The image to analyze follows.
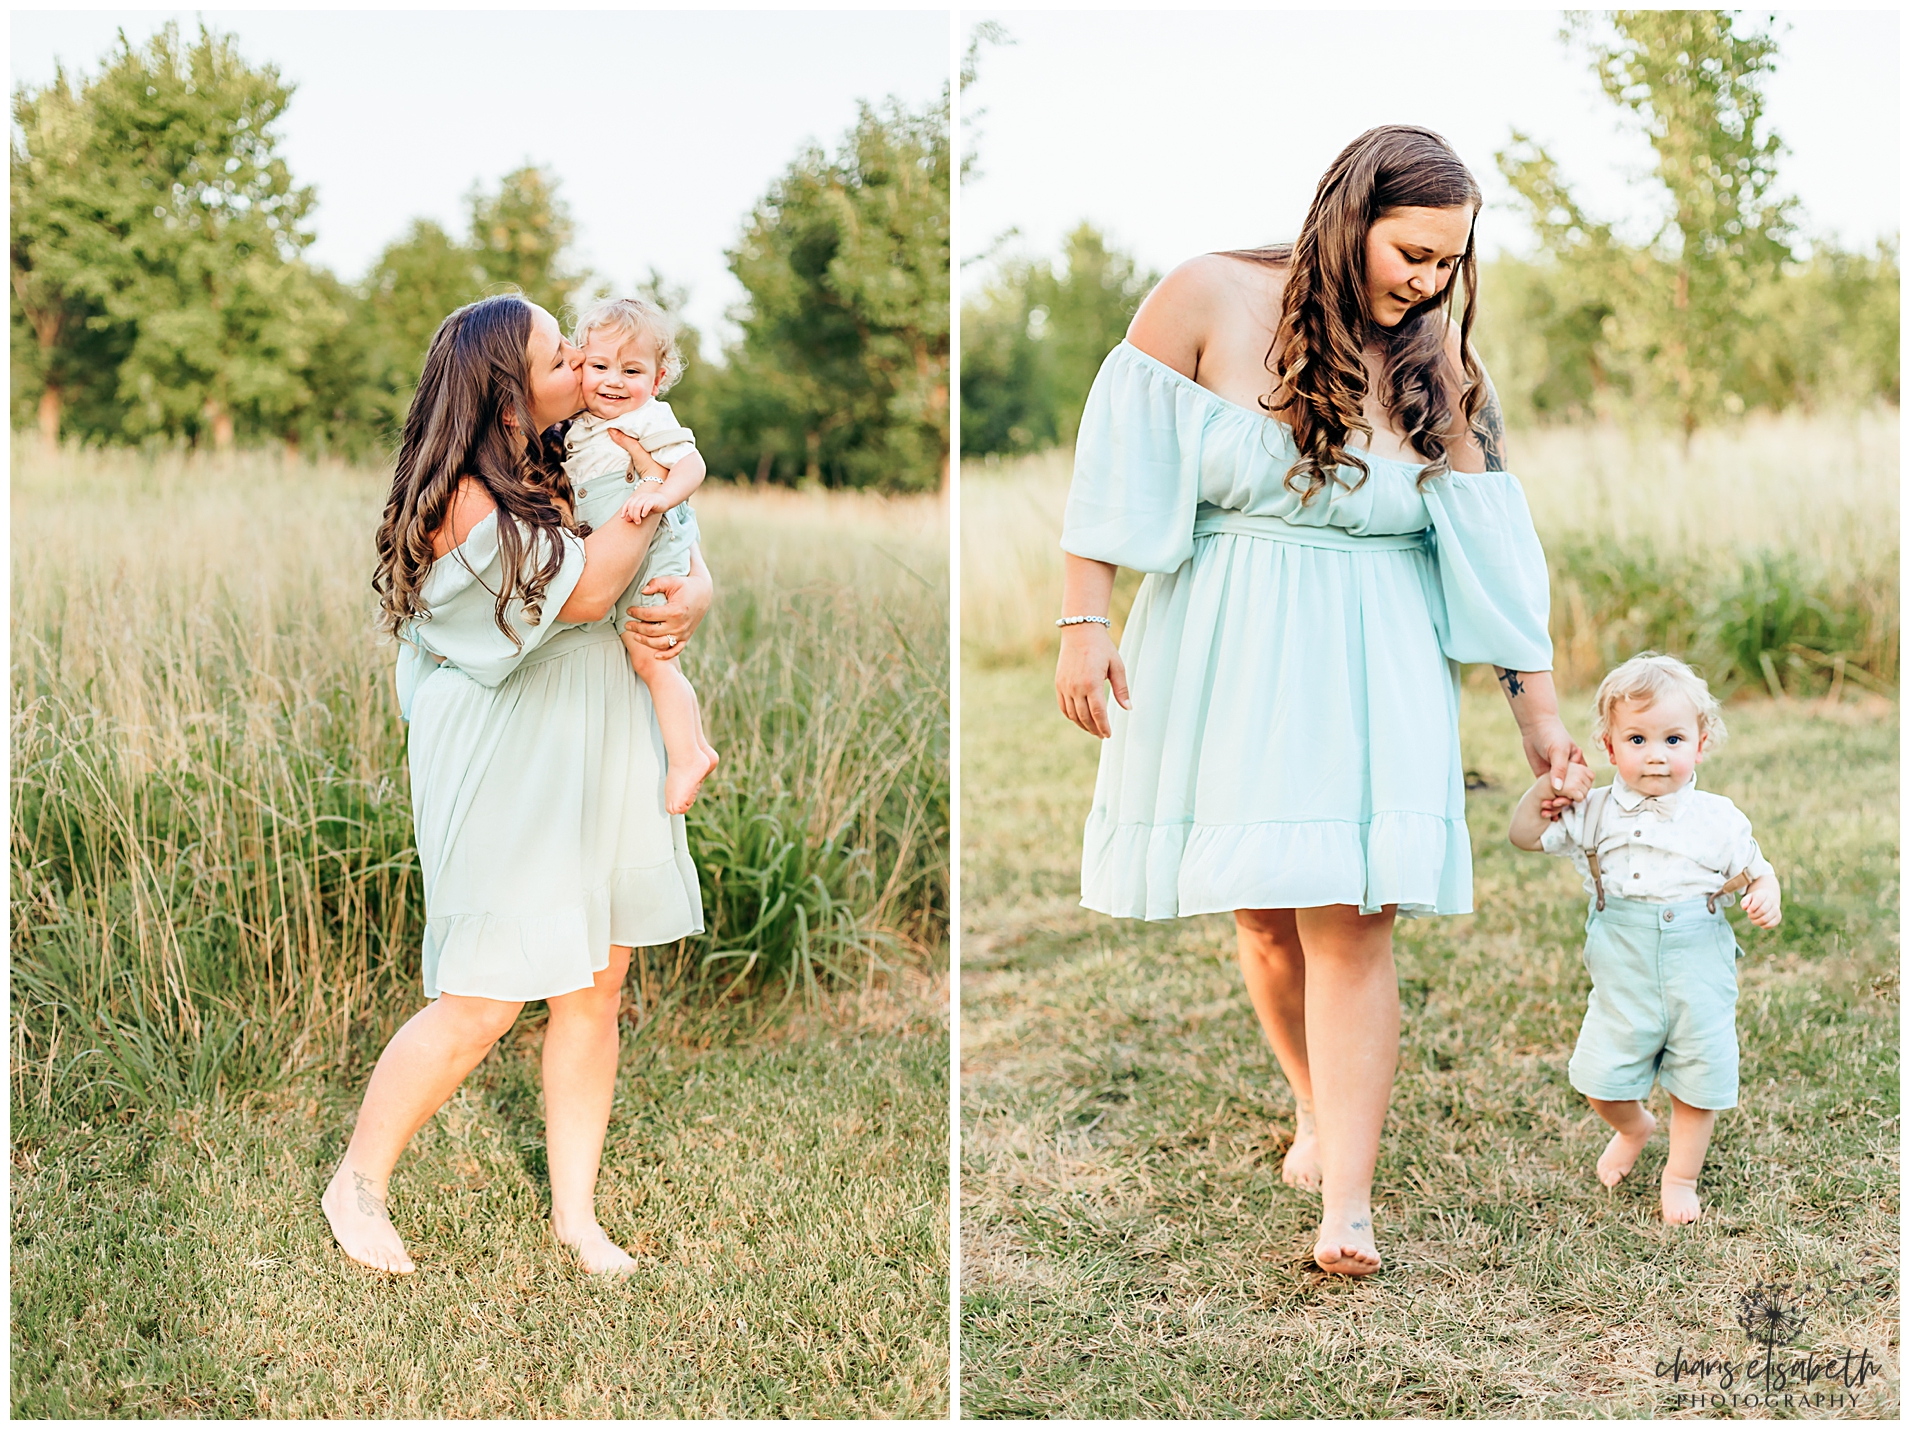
[1567,894,1741,1111]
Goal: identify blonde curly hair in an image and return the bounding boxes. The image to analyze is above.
[1591,652,1727,749]
[570,296,686,394]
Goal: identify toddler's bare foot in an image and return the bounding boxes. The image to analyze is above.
[664,745,719,815]
[1661,1173,1703,1224]
[322,1163,415,1274]
[1596,1109,1656,1187]
[1312,1208,1381,1276]
[1282,1119,1321,1193]
[554,1217,640,1276]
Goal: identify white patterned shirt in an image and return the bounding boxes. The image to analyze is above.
[1539,773,1775,905]
[564,398,696,491]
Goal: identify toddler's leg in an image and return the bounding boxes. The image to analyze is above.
[1660,1094,1717,1224]
[1587,1097,1656,1187]
[624,633,718,815]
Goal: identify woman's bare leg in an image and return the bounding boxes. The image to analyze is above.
[323,992,526,1273]
[1234,909,1319,1191]
[543,943,637,1274]
[1296,903,1400,1276]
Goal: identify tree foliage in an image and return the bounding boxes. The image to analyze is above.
[960,224,1157,457]
[11,23,334,446]
[674,97,950,491]
[13,25,949,490]
[1487,10,1896,430]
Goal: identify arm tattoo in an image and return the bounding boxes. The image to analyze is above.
[353,1170,388,1220]
[1496,667,1525,698]
[1474,369,1509,471]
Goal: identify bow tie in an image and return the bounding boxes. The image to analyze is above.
[1627,793,1678,819]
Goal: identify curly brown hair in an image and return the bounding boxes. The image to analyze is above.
[371,295,576,646]
[1228,125,1484,502]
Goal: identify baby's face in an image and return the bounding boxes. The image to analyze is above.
[579,329,664,418]
[1602,694,1706,795]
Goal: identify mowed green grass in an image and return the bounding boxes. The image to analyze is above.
[12,975,948,1418]
[960,663,1899,1418]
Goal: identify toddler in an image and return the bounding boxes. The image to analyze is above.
[564,297,718,815]
[1510,653,1781,1224]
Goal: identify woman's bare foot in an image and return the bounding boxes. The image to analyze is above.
[1661,1173,1703,1224]
[1282,1117,1321,1193]
[322,1163,415,1274]
[664,745,719,815]
[1312,1207,1381,1276]
[554,1217,640,1276]
[1596,1108,1657,1187]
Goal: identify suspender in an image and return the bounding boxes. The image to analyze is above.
[1577,786,1613,912]
[1574,785,1752,914]
[1707,871,1752,915]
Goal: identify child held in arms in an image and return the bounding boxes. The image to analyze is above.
[565,297,719,814]
[1511,653,1780,1224]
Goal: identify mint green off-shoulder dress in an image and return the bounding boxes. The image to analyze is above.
[1063,342,1555,920]
[394,512,703,1002]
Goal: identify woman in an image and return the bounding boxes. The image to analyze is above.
[324,294,710,1275]
[1054,126,1586,1275]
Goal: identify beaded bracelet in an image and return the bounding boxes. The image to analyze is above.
[1054,615,1111,628]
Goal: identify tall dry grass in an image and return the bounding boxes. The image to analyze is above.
[960,409,1899,692]
[9,442,947,1114]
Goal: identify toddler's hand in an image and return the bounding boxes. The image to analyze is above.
[1740,874,1782,929]
[1536,762,1595,821]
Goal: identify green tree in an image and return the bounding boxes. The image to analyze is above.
[961,224,1156,457]
[9,68,126,443]
[714,96,949,491]
[82,23,337,446]
[1497,11,1798,432]
[353,168,582,440]
[356,218,487,436]
[467,165,584,318]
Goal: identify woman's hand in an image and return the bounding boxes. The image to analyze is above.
[1521,715,1590,820]
[608,428,667,482]
[1494,668,1590,818]
[624,545,713,661]
[1056,625,1130,738]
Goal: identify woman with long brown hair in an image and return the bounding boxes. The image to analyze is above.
[325,294,708,1275]
[1054,126,1587,1275]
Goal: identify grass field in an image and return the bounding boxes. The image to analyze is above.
[10,443,950,1416]
[13,973,949,1418]
[11,443,948,1104]
[959,665,1898,1418]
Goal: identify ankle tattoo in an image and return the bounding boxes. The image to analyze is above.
[352,1170,388,1220]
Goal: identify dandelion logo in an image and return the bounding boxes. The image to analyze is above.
[1737,1282,1809,1393]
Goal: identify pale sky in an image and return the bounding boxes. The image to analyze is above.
[961,9,1900,293]
[11,9,951,344]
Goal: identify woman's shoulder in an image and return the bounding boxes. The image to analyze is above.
[431,477,499,561]
[1128,253,1286,378]
[1143,251,1286,318]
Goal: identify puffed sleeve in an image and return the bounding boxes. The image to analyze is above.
[394,512,586,718]
[1715,799,1777,884]
[1060,344,1206,574]
[613,401,697,468]
[1421,468,1555,671]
